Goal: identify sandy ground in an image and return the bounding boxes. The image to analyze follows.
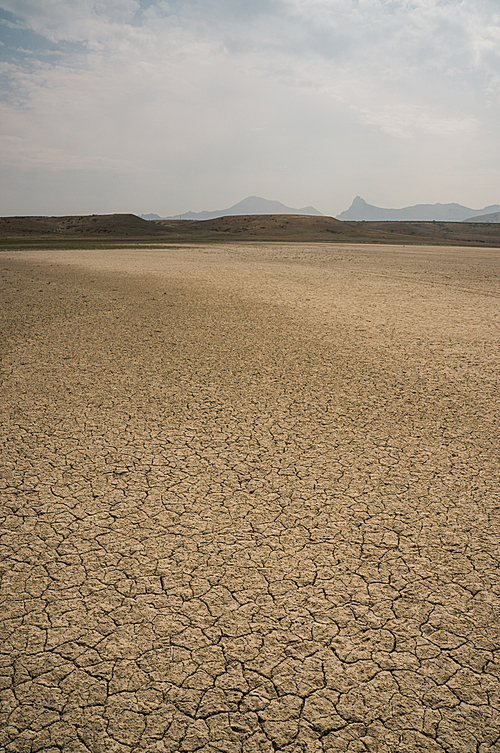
[1,243,499,753]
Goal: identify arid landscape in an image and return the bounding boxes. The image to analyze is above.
[1,213,500,247]
[1,240,500,752]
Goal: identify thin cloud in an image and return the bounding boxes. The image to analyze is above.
[354,103,480,139]
[0,0,499,215]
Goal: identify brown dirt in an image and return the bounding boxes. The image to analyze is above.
[1,213,500,246]
[0,214,168,240]
[1,242,500,752]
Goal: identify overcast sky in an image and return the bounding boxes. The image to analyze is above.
[1,0,499,217]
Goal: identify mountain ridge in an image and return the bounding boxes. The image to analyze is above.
[337,196,500,222]
[466,211,500,223]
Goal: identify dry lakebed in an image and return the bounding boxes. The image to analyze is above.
[1,242,499,752]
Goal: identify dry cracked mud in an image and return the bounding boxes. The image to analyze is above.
[1,242,499,753]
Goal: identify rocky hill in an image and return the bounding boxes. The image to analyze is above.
[1,213,500,246]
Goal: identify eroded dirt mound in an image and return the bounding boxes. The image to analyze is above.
[0,213,167,238]
[2,212,500,245]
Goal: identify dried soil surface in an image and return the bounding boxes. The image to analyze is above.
[1,243,500,752]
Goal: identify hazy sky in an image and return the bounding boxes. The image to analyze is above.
[1,0,499,217]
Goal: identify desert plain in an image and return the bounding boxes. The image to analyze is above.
[1,241,500,752]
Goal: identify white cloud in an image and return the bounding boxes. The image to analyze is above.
[0,133,133,170]
[0,0,141,41]
[0,0,499,214]
[354,103,479,139]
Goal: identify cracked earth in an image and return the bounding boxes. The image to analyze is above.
[1,243,499,753]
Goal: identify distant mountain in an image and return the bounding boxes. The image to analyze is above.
[337,196,500,222]
[143,196,323,220]
[463,211,500,223]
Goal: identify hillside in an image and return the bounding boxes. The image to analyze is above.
[1,213,500,246]
[0,214,169,239]
[155,214,366,240]
[349,220,500,246]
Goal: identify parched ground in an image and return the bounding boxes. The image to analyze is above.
[1,243,499,753]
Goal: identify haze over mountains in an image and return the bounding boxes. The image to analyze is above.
[337,196,500,222]
[141,196,323,221]
[471,211,500,223]
[141,195,500,223]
